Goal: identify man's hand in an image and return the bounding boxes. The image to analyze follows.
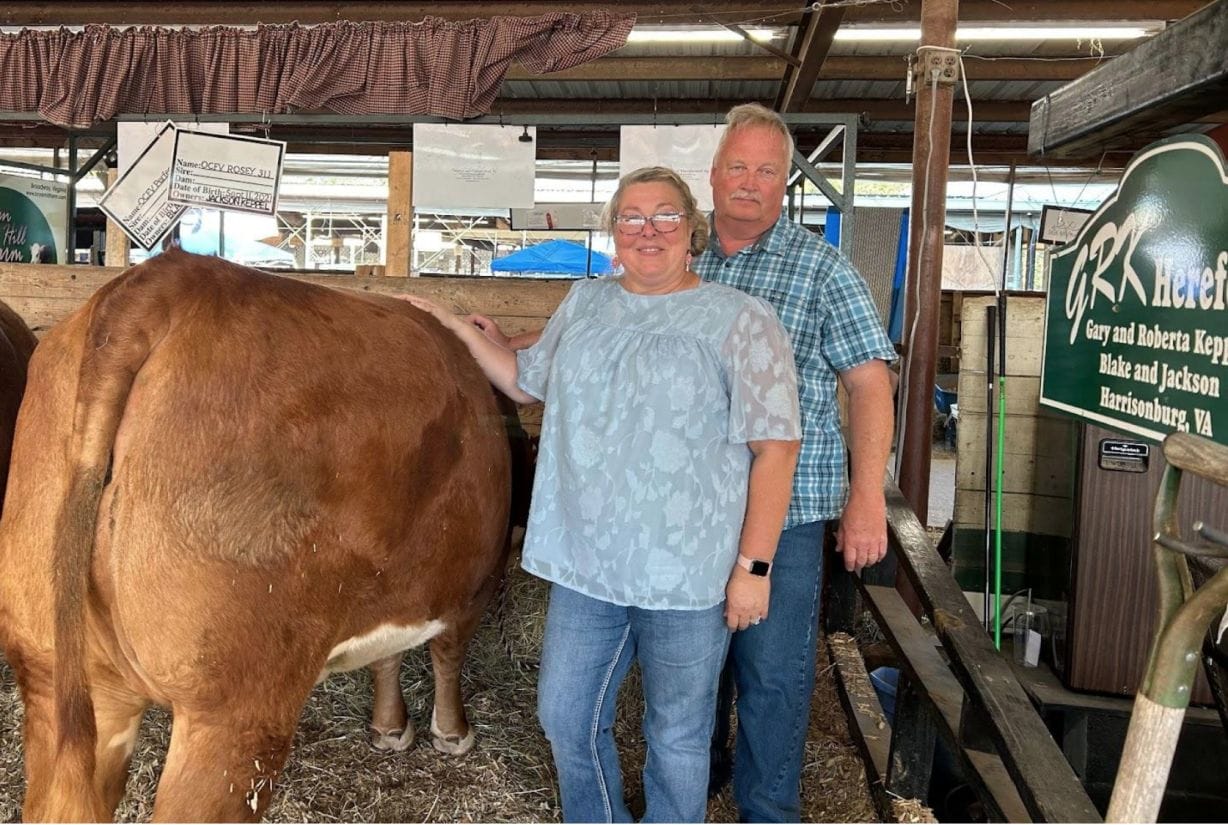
[464,314,510,347]
[835,486,887,572]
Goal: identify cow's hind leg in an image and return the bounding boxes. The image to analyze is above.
[152,708,299,822]
[90,673,150,815]
[369,652,414,751]
[428,602,494,756]
[12,655,96,823]
[17,661,143,822]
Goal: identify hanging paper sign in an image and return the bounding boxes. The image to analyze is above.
[1040,135,1228,445]
[168,131,285,215]
[0,172,68,264]
[117,121,229,175]
[510,202,604,231]
[1038,204,1094,245]
[619,125,722,212]
[98,122,187,250]
[413,124,536,209]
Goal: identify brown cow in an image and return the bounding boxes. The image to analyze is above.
[0,297,37,504]
[0,249,511,821]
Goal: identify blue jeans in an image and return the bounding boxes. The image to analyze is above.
[538,583,731,823]
[727,520,826,823]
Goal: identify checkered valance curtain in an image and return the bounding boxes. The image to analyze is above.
[0,13,635,128]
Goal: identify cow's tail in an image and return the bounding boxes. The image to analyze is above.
[45,273,159,820]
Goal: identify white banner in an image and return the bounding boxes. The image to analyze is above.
[412,124,536,209]
[169,132,285,215]
[99,122,186,250]
[619,125,723,212]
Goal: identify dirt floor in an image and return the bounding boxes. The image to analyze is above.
[0,562,879,822]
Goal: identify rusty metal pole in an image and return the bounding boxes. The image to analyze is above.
[898,0,959,524]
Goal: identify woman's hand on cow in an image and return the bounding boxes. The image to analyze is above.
[399,295,462,332]
[724,568,770,632]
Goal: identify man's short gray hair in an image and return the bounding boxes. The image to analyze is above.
[715,102,795,169]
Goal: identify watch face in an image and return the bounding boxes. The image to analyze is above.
[749,560,771,576]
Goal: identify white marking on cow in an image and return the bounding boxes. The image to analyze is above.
[320,620,446,678]
[105,714,142,757]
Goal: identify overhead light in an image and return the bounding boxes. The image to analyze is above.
[626,27,783,44]
[834,24,1158,42]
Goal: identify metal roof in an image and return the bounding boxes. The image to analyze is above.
[0,1,1221,170]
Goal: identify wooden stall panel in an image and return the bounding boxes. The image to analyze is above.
[952,295,1078,600]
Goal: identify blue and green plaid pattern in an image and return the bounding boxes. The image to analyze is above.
[695,214,896,527]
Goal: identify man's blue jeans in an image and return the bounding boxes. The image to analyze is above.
[537,583,731,823]
[728,520,826,822]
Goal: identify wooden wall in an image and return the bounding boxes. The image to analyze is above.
[952,295,1078,600]
[0,263,571,338]
[0,262,572,433]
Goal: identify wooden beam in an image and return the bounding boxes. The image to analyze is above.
[1029,0,1228,158]
[861,584,1031,823]
[829,632,896,821]
[0,1,1203,26]
[712,19,799,67]
[848,0,1203,22]
[0,2,801,26]
[898,0,959,525]
[385,150,412,277]
[489,97,1036,120]
[103,168,129,269]
[884,480,1101,823]
[777,5,846,113]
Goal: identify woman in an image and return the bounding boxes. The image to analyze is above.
[404,167,800,823]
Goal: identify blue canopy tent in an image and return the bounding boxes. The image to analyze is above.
[491,239,613,277]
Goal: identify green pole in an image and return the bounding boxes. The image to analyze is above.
[995,367,1006,648]
[993,168,1015,649]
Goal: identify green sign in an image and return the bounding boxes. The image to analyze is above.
[0,173,66,264]
[1041,135,1228,445]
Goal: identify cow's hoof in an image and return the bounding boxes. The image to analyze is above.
[370,723,414,752]
[429,710,475,756]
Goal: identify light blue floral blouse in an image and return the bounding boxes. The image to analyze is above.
[516,277,801,610]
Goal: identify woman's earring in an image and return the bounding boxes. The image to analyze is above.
[686,252,694,270]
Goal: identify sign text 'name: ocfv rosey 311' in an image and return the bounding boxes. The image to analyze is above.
[1041,135,1228,445]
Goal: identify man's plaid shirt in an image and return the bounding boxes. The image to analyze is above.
[694,213,896,528]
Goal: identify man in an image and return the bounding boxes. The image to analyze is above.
[469,103,895,822]
[696,103,894,823]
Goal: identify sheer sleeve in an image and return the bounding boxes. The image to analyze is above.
[515,280,585,401]
[722,296,802,443]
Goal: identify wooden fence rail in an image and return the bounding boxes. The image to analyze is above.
[830,478,1100,822]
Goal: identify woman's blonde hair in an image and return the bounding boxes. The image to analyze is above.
[601,166,709,256]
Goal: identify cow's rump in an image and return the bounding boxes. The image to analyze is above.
[0,249,511,821]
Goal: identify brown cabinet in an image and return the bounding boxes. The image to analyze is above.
[1065,424,1223,702]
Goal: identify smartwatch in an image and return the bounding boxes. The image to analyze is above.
[737,554,772,577]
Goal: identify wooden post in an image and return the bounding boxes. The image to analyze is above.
[886,673,937,802]
[104,168,129,269]
[898,0,959,524]
[386,150,412,277]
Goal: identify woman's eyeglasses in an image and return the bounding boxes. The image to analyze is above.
[614,212,684,235]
